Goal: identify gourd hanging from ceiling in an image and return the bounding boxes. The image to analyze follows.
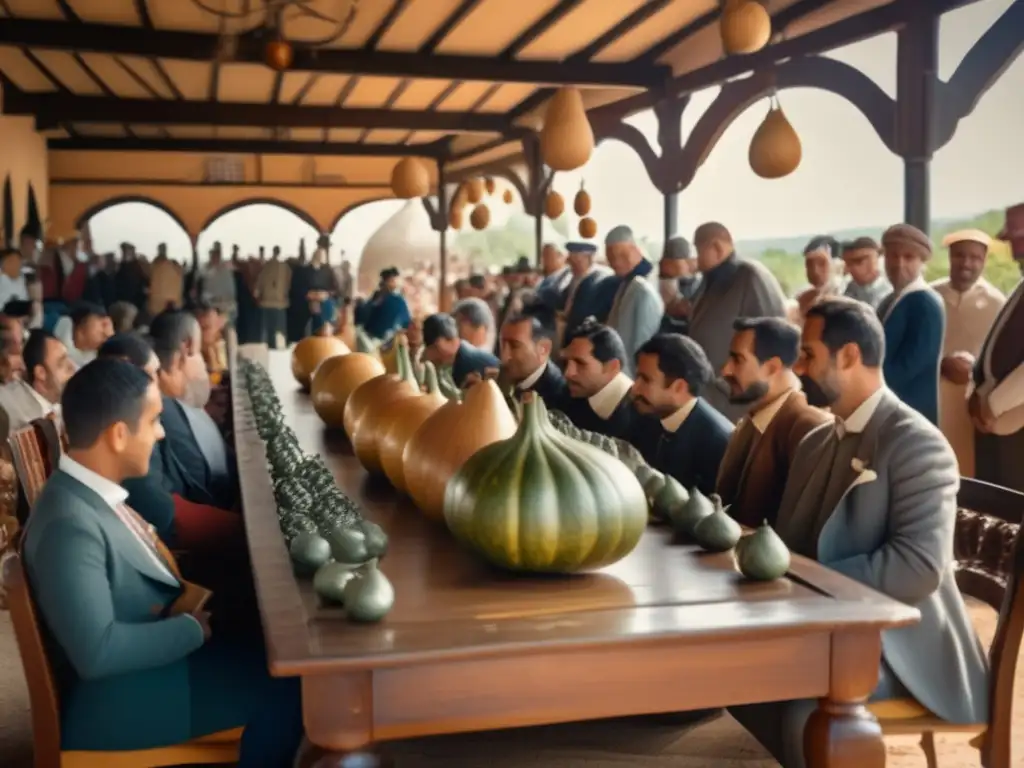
[391,158,431,198]
[719,0,772,55]
[470,204,490,230]
[578,217,598,239]
[539,87,595,171]
[502,188,514,205]
[748,94,802,179]
[466,178,485,204]
[544,191,565,220]
[573,182,592,216]
[449,207,464,231]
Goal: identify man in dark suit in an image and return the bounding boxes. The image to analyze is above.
[629,333,733,494]
[716,317,831,527]
[421,312,500,389]
[21,359,302,765]
[559,317,634,439]
[499,301,568,408]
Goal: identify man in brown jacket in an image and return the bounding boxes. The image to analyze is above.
[716,316,831,527]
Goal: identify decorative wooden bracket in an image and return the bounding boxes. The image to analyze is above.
[520,134,554,217]
[593,96,688,195]
[420,159,449,233]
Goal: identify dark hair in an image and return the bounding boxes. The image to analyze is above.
[23,330,58,387]
[564,317,627,369]
[422,312,459,347]
[805,297,885,367]
[0,248,19,261]
[62,359,153,449]
[732,317,800,367]
[505,299,556,342]
[636,333,714,397]
[69,302,107,330]
[803,235,840,259]
[99,332,154,369]
[842,236,880,254]
[452,298,494,331]
[467,274,486,290]
[149,309,193,353]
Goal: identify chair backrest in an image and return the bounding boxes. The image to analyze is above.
[32,413,65,471]
[8,424,50,519]
[2,552,63,767]
[953,477,1024,762]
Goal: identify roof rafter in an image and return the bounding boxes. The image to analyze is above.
[47,136,447,158]
[0,18,668,88]
[2,87,519,133]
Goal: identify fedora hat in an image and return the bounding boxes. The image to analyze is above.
[996,202,1024,240]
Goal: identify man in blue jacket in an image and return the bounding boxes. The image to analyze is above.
[876,224,945,424]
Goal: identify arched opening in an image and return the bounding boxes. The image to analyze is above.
[329,198,403,272]
[80,198,192,262]
[196,200,320,264]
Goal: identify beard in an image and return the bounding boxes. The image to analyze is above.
[725,377,768,405]
[799,373,839,409]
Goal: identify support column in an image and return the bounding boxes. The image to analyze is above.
[663,191,679,242]
[422,161,450,312]
[895,14,939,233]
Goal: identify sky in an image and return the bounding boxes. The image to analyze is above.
[89,0,1023,263]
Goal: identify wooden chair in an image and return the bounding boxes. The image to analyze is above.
[1,552,242,768]
[868,477,1024,768]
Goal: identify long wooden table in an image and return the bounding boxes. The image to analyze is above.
[234,349,920,768]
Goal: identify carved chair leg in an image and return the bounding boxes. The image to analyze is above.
[919,731,939,768]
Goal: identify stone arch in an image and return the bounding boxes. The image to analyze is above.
[327,195,392,233]
[198,197,321,236]
[75,195,192,242]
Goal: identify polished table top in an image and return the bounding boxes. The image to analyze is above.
[233,350,919,678]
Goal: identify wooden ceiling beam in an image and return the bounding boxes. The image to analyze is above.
[0,18,667,88]
[3,87,516,133]
[47,136,447,157]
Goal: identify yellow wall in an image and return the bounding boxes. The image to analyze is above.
[0,82,48,242]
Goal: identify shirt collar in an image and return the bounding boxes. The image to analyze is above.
[749,388,793,433]
[58,454,129,510]
[837,386,887,436]
[518,361,548,391]
[587,372,633,419]
[660,397,698,433]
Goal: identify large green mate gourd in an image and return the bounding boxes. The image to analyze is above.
[443,394,648,573]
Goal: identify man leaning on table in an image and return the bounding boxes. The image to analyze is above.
[21,359,303,766]
[729,297,988,768]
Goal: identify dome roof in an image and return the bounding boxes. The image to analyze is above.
[356,199,438,294]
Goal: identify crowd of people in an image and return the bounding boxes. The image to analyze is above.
[0,202,1022,768]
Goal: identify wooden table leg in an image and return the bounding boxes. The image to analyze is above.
[300,671,392,767]
[804,629,886,768]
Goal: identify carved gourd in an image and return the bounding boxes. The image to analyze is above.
[444,395,647,573]
[544,191,565,220]
[540,87,595,171]
[578,217,598,239]
[720,0,772,55]
[403,379,517,521]
[470,204,490,230]
[311,352,385,427]
[291,335,350,390]
[749,101,802,179]
[391,158,431,199]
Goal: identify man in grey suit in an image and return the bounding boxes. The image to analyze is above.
[604,225,663,376]
[730,296,989,768]
[687,222,787,422]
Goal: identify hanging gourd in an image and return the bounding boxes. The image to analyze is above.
[573,182,591,216]
[466,178,485,204]
[749,95,802,179]
[291,335,350,390]
[444,394,647,573]
[311,352,386,427]
[264,38,294,71]
[502,188,514,204]
[379,363,447,492]
[484,176,496,195]
[449,207,463,230]
[351,340,420,474]
[720,0,772,55]
[470,204,490,230]
[343,335,413,442]
[578,217,598,239]
[540,87,594,171]
[451,183,469,211]
[544,190,565,219]
[403,378,517,522]
[391,157,431,199]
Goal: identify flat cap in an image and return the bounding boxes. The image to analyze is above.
[566,241,598,254]
[881,223,933,261]
[941,229,991,249]
[662,236,691,260]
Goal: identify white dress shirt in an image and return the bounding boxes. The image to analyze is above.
[588,372,633,419]
[660,397,698,433]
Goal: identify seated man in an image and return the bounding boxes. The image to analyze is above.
[62,302,111,368]
[559,317,634,439]
[730,297,989,768]
[0,329,74,431]
[420,312,499,388]
[717,317,831,527]
[499,301,569,407]
[22,359,302,765]
[629,333,732,494]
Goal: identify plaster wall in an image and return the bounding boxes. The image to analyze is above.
[0,81,48,241]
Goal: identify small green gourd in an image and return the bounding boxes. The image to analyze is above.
[692,494,742,552]
[670,486,716,538]
[289,531,332,576]
[328,525,371,564]
[652,475,689,523]
[736,520,792,581]
[343,561,395,622]
[313,561,357,604]
[360,520,389,559]
[641,470,666,504]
